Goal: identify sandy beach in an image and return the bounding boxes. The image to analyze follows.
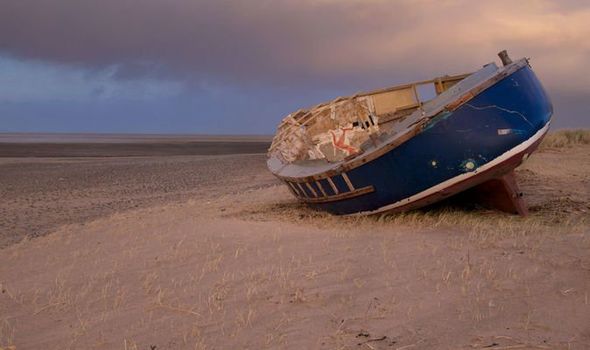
[0,153,274,248]
[1,138,589,349]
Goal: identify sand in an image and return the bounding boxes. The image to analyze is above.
[0,143,589,349]
[0,154,275,248]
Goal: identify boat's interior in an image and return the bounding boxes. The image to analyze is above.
[268,73,472,164]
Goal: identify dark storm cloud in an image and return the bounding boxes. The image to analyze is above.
[0,0,589,93]
[1,0,409,84]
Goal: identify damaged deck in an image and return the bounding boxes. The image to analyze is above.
[269,72,471,165]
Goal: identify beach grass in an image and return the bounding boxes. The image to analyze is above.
[540,129,590,149]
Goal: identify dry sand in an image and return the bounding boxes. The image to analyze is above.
[0,143,589,349]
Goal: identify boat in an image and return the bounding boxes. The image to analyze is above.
[267,51,553,216]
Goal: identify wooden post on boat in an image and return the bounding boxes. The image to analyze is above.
[498,50,513,66]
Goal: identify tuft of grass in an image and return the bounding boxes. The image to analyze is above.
[0,317,16,348]
[540,129,590,150]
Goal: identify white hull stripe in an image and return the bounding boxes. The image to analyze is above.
[354,121,551,216]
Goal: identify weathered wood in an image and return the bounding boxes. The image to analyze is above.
[326,177,339,194]
[305,182,318,197]
[269,73,472,154]
[296,182,308,198]
[498,50,513,66]
[315,180,327,197]
[286,182,300,197]
[377,108,416,125]
[341,172,355,191]
[446,92,475,111]
[299,185,374,204]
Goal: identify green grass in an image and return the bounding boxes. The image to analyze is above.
[540,129,590,149]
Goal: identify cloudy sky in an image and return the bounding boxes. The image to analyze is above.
[1,0,588,134]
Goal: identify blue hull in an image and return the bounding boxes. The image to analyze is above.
[310,65,553,215]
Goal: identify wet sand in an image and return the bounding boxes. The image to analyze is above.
[0,141,270,157]
[0,133,270,157]
[0,141,589,349]
[0,154,276,248]
[0,135,274,247]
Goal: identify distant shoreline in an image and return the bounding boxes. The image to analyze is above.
[0,132,273,144]
[0,141,271,158]
[0,132,272,157]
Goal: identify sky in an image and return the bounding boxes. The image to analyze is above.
[0,0,588,134]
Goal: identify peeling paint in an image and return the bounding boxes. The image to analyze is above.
[497,128,527,136]
[424,111,453,131]
[460,159,477,172]
[476,154,489,163]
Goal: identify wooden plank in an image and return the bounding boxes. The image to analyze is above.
[299,185,375,204]
[372,88,417,115]
[356,73,470,98]
[296,182,308,198]
[435,78,443,95]
[326,177,339,194]
[305,182,318,197]
[291,182,305,197]
[341,172,355,191]
[315,180,327,197]
[377,104,420,124]
[288,182,300,196]
[286,182,299,197]
[445,92,474,111]
[411,84,420,103]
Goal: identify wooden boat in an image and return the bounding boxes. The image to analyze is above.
[267,51,553,216]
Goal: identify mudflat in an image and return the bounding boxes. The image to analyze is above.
[0,133,271,157]
[0,140,589,349]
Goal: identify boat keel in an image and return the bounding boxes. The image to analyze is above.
[469,171,528,216]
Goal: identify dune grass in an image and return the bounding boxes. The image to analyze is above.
[540,129,590,149]
[241,196,587,248]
